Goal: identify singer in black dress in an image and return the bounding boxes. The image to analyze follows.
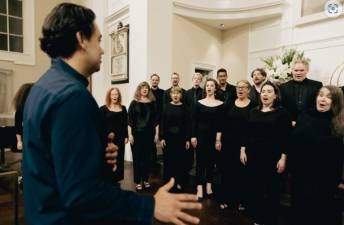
[291,86,344,225]
[191,78,224,199]
[241,81,292,225]
[220,80,255,210]
[100,87,128,184]
[128,82,158,190]
[13,83,34,151]
[160,87,190,190]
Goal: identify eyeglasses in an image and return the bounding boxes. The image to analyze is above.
[236,86,249,89]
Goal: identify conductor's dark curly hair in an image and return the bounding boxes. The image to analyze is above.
[39,3,95,58]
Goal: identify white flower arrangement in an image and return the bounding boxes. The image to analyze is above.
[262,48,308,84]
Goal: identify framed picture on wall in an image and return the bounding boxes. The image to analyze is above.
[296,0,344,26]
[110,24,129,84]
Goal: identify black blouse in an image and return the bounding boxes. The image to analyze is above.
[128,100,157,132]
[159,103,190,141]
[222,101,255,146]
[192,102,224,138]
[292,109,343,184]
[99,105,128,140]
[245,107,292,160]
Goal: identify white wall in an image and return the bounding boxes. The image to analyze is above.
[172,15,222,88]
[0,0,70,113]
[222,25,250,84]
[248,0,344,85]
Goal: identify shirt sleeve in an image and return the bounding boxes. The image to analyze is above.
[159,105,167,140]
[128,100,136,128]
[51,90,154,225]
[123,106,129,139]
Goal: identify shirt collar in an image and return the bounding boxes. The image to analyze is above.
[52,58,89,87]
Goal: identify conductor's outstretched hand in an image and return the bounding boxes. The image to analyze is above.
[154,178,202,225]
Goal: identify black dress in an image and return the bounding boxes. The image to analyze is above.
[192,102,224,185]
[220,101,255,207]
[99,105,128,183]
[160,103,190,185]
[291,109,343,225]
[245,107,292,225]
[128,100,157,184]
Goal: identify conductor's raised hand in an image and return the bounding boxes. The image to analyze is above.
[154,178,202,225]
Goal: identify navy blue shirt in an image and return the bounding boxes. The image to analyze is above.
[23,58,154,225]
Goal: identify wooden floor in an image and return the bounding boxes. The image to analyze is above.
[1,151,292,225]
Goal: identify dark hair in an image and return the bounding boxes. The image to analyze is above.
[258,81,282,110]
[217,68,227,76]
[150,73,160,79]
[319,86,344,140]
[251,68,267,78]
[13,83,34,111]
[40,3,96,58]
[202,78,220,99]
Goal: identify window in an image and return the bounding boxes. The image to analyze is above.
[0,0,23,53]
[0,0,34,65]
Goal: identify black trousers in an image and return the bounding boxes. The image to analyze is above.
[220,146,248,206]
[131,131,154,184]
[248,162,280,225]
[196,139,215,185]
[291,174,341,225]
[163,135,187,186]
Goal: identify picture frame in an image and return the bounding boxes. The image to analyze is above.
[295,0,344,26]
[110,24,129,84]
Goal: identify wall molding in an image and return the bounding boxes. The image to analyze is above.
[249,34,344,55]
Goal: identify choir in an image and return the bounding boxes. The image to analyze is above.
[100,61,344,225]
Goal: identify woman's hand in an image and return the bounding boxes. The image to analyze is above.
[277,154,287,173]
[160,139,166,148]
[17,141,23,150]
[191,137,197,148]
[215,140,221,151]
[185,141,190,150]
[240,147,247,165]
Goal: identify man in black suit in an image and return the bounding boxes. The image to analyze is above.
[184,73,204,175]
[341,86,344,94]
[164,72,186,104]
[185,73,204,112]
[280,59,323,127]
[249,68,267,106]
[150,73,164,118]
[216,68,236,104]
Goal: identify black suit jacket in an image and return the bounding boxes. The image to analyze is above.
[280,78,322,121]
[151,87,164,122]
[217,82,236,105]
[185,87,203,113]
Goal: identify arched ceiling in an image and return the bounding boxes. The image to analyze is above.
[173,0,285,29]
